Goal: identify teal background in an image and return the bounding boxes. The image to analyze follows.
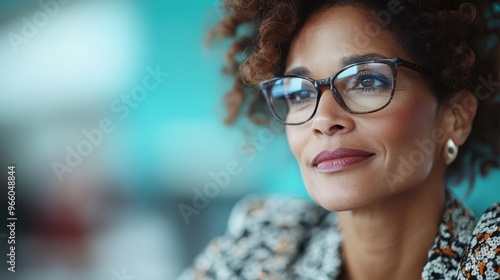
[0,0,498,279]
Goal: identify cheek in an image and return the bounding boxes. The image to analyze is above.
[284,89,442,208]
[286,126,306,160]
[372,93,441,188]
[286,125,321,201]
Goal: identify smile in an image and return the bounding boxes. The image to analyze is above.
[312,148,375,173]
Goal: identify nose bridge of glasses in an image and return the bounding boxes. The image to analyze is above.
[314,77,332,90]
[312,75,353,116]
[313,76,346,111]
[314,76,343,103]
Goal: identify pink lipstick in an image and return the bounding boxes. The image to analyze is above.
[312,148,374,173]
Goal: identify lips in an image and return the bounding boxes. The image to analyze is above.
[312,148,374,173]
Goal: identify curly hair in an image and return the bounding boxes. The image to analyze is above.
[208,0,500,190]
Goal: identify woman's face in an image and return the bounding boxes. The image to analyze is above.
[285,5,449,211]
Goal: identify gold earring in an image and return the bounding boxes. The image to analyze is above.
[444,138,458,165]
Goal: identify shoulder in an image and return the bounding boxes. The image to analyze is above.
[226,195,329,236]
[458,203,500,279]
[177,195,330,280]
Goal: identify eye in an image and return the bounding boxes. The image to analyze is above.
[286,90,315,107]
[360,77,377,88]
[350,71,390,92]
[290,90,313,100]
[355,72,387,87]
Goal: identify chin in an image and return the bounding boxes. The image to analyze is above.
[303,174,410,212]
[300,165,377,211]
[304,182,362,212]
[308,187,378,212]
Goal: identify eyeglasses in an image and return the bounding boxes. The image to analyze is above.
[258,57,429,125]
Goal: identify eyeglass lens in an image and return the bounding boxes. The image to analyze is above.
[266,62,394,124]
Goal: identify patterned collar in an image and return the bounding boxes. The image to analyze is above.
[177,190,493,280]
[287,191,477,279]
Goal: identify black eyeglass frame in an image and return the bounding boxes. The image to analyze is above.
[258,57,429,125]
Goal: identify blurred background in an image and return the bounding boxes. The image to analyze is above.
[0,0,498,279]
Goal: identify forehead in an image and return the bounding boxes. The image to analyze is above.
[286,5,409,77]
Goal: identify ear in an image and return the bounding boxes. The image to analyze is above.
[440,90,478,146]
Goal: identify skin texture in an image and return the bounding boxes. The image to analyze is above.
[284,5,477,280]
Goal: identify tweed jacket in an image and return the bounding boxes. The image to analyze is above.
[178,191,500,279]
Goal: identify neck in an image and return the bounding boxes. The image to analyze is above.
[337,179,446,280]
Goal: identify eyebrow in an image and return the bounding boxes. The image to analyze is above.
[341,53,386,66]
[285,66,310,77]
[284,53,387,77]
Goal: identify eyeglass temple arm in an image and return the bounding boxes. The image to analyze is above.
[397,58,430,74]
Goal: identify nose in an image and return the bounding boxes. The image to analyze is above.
[311,87,355,136]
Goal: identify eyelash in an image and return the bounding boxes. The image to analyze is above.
[352,71,388,84]
[347,71,389,94]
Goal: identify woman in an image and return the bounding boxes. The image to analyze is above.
[179,0,500,279]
